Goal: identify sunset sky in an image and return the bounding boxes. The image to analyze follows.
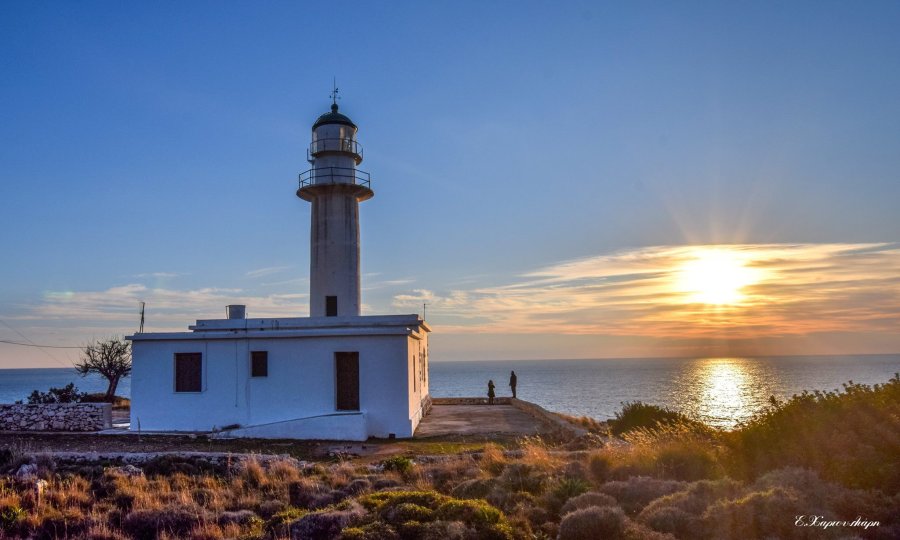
[2,2,899,368]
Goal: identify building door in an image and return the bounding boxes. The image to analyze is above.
[335,352,360,410]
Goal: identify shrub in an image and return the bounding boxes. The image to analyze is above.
[451,478,496,500]
[588,452,612,483]
[497,463,546,495]
[382,502,434,525]
[610,402,698,436]
[653,443,723,481]
[216,509,260,526]
[358,491,449,512]
[545,477,592,516]
[0,504,27,534]
[560,492,618,516]
[27,383,86,404]
[552,477,591,502]
[558,506,627,540]
[598,477,688,514]
[122,505,210,540]
[723,375,900,492]
[291,502,366,540]
[701,487,805,540]
[638,478,742,519]
[435,498,503,526]
[258,499,287,519]
[265,507,307,538]
[382,456,414,474]
[341,521,399,540]
[479,444,507,475]
[289,478,325,508]
[142,456,224,477]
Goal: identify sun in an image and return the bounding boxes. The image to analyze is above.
[675,248,762,305]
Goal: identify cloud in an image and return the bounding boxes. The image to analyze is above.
[134,272,184,279]
[17,284,308,331]
[393,243,900,342]
[245,266,292,278]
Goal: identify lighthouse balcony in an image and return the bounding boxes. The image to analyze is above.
[299,167,371,189]
[308,138,363,164]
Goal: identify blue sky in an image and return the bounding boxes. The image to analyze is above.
[2,1,899,367]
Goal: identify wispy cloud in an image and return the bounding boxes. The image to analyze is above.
[18,284,307,330]
[393,243,900,341]
[245,266,291,279]
[134,272,184,279]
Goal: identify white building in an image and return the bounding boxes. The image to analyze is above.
[127,100,431,440]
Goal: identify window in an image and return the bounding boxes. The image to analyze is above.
[174,353,202,392]
[326,295,338,317]
[251,351,268,377]
[335,352,360,410]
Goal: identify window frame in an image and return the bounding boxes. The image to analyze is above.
[174,352,203,393]
[326,295,338,317]
[250,350,269,378]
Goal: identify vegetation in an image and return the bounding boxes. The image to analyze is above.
[26,383,86,404]
[0,375,897,539]
[74,337,131,402]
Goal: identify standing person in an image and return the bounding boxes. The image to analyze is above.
[487,380,496,405]
[509,370,517,399]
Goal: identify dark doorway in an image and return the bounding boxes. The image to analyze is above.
[326,296,338,317]
[335,352,359,410]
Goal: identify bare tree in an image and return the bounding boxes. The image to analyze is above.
[75,337,131,401]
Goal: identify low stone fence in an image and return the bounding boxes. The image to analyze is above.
[0,403,112,432]
[432,397,512,405]
[509,399,588,439]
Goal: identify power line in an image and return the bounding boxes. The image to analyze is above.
[0,318,75,367]
[0,339,82,349]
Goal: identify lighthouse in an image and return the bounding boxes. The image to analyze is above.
[127,93,431,440]
[297,98,373,317]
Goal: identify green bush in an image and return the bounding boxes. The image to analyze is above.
[382,456,414,474]
[436,498,503,526]
[610,402,700,435]
[724,375,900,491]
[359,491,449,512]
[27,383,86,404]
[0,505,27,533]
[265,507,307,537]
[341,521,399,540]
[382,502,434,525]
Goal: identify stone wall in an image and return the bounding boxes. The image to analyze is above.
[0,403,112,432]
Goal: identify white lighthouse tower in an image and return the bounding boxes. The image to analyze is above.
[297,95,373,318]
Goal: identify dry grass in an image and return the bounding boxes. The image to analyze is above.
[1,377,897,539]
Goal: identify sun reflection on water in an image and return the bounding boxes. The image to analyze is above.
[675,358,777,429]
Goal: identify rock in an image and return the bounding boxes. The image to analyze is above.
[15,463,38,480]
[110,464,145,477]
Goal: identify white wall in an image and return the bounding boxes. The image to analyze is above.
[406,331,430,431]
[131,333,416,438]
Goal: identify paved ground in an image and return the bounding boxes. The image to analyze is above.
[414,404,548,438]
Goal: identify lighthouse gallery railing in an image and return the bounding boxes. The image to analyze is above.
[298,167,371,189]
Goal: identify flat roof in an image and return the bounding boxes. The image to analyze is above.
[127,314,430,342]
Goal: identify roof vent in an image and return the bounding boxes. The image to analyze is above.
[226,305,246,319]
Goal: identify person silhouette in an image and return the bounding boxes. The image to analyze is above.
[509,370,517,399]
[487,380,496,405]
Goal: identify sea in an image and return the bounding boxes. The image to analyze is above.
[2,354,898,429]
